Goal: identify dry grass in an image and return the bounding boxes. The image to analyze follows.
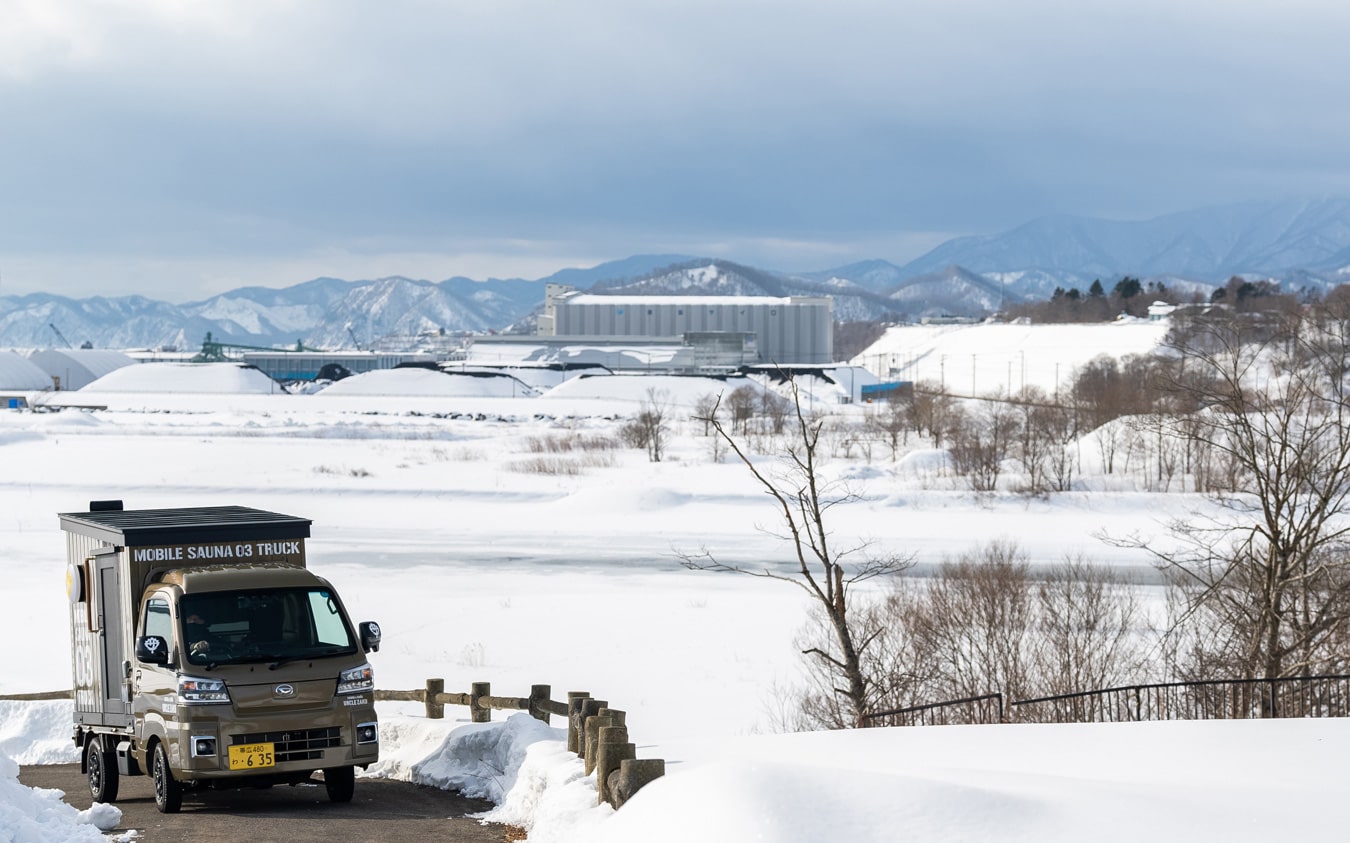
[507,452,616,475]
[522,432,618,454]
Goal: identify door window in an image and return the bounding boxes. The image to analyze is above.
[144,596,172,641]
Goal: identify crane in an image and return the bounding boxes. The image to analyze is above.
[346,323,362,351]
[49,323,72,348]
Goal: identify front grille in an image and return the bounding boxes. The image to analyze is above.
[230,726,341,763]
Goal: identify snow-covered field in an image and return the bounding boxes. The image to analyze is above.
[1,323,1344,841]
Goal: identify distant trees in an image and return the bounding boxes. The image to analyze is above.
[619,389,671,462]
[1010,275,1184,323]
[1112,304,1350,684]
[829,541,1146,727]
[834,320,895,362]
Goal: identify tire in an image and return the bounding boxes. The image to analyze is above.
[323,765,355,803]
[86,736,119,804]
[152,742,183,814]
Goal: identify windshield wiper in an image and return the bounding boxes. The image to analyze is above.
[269,647,348,670]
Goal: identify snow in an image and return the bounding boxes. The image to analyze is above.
[0,321,1341,841]
[78,361,286,394]
[853,321,1172,394]
[317,367,540,398]
[0,750,122,842]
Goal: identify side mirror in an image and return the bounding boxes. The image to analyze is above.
[359,621,381,654]
[136,635,170,665]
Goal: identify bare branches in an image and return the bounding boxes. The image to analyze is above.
[1140,308,1350,681]
[680,375,914,727]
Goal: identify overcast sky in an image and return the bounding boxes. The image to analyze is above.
[2,0,1348,301]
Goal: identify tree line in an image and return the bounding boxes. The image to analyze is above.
[675,295,1350,729]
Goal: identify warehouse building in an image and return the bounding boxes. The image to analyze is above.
[28,348,136,391]
[536,284,833,365]
[240,350,434,382]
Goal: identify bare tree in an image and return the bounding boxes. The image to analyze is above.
[907,541,1037,703]
[865,399,911,462]
[1118,310,1350,684]
[1030,557,1145,703]
[725,384,758,434]
[948,401,1020,492]
[864,543,1147,724]
[619,388,671,462]
[1011,386,1058,494]
[693,392,721,437]
[907,383,957,448]
[680,378,912,727]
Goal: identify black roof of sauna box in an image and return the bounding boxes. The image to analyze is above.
[59,505,312,547]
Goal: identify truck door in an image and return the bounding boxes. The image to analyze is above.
[132,593,178,743]
[93,551,132,729]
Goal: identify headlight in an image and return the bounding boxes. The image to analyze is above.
[337,663,374,695]
[179,675,230,705]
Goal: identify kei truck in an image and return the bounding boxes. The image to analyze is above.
[61,502,382,813]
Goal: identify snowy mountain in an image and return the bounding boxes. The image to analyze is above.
[305,276,543,348]
[897,197,1350,292]
[887,265,1014,317]
[588,259,903,321]
[8,198,1350,351]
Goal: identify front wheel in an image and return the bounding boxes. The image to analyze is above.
[152,742,183,813]
[86,736,119,803]
[323,766,355,803]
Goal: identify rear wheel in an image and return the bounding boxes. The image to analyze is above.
[323,765,355,803]
[152,742,182,814]
[85,736,119,803]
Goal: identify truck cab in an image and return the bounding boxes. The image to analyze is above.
[61,502,381,813]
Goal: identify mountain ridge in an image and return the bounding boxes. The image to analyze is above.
[6,198,1350,350]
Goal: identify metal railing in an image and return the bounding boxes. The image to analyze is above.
[863,674,1350,727]
[864,693,1005,727]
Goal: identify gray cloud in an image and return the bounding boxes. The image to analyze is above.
[2,0,1348,299]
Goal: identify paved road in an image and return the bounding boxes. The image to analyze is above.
[20,764,511,842]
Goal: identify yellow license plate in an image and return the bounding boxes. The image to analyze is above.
[228,742,275,770]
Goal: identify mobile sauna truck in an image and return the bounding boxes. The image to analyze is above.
[61,502,382,813]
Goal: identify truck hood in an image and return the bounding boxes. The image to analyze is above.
[207,659,365,714]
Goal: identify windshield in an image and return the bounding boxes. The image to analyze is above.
[180,587,357,667]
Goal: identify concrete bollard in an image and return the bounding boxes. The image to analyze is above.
[595,727,632,807]
[566,692,591,754]
[583,715,614,775]
[611,758,665,810]
[425,678,444,720]
[470,681,491,723]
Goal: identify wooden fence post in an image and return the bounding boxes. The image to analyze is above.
[583,715,614,775]
[529,685,552,723]
[425,678,444,720]
[595,725,632,806]
[578,698,607,757]
[470,681,491,723]
[611,758,665,810]
[567,692,591,753]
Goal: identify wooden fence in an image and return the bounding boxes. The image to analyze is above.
[1,679,664,810]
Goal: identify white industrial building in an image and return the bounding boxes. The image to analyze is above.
[27,348,137,391]
[536,284,833,366]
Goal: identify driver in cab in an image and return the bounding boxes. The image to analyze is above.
[185,613,215,658]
